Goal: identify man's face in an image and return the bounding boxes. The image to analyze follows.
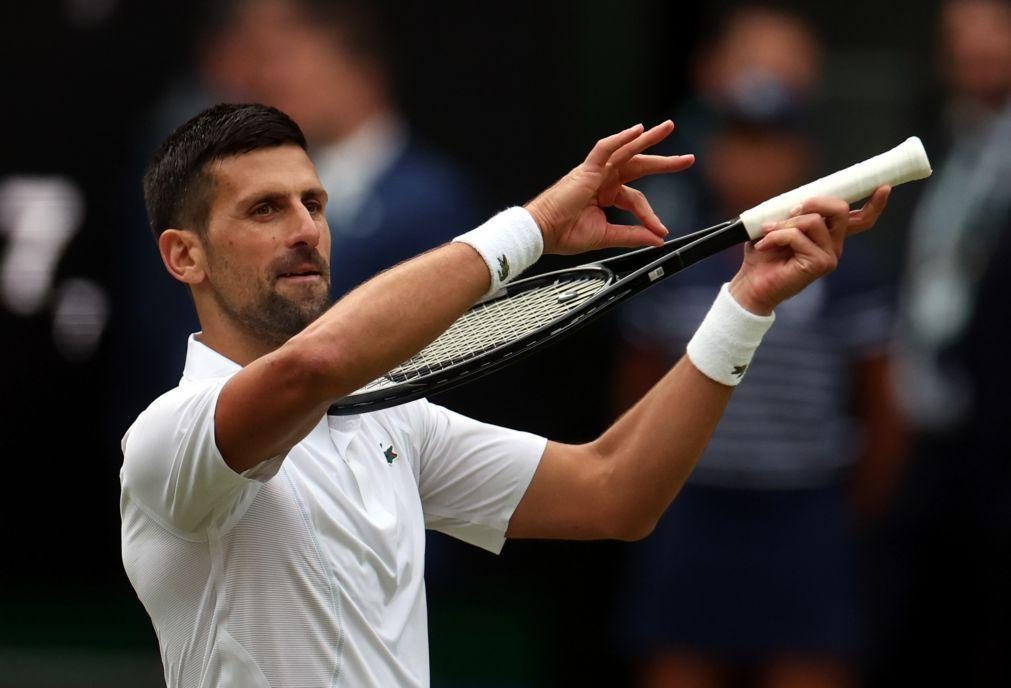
[199,144,332,347]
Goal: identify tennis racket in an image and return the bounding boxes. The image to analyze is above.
[328,136,931,415]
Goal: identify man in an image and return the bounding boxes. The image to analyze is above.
[120,103,888,687]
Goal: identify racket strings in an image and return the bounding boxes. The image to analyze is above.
[355,274,609,392]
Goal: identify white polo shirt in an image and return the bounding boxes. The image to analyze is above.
[120,336,546,688]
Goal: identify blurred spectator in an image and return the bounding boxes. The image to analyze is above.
[114,0,480,430]
[869,0,1011,684]
[221,0,480,297]
[613,7,903,687]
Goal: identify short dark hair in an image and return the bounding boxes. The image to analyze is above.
[142,103,308,239]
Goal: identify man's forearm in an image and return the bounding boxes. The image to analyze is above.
[588,281,779,534]
[290,241,491,400]
[507,285,771,541]
[288,204,544,403]
[591,355,733,535]
[217,236,501,472]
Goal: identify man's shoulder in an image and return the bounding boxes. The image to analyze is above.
[121,375,231,456]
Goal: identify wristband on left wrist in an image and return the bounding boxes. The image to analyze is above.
[453,207,544,298]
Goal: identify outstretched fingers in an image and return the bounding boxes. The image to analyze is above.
[596,121,680,206]
[620,153,695,184]
[608,120,676,170]
[584,123,646,168]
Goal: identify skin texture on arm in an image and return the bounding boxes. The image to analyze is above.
[507,190,891,541]
[510,356,733,540]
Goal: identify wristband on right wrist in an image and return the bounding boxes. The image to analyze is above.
[686,283,776,386]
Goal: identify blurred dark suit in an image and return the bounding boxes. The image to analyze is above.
[869,101,1011,687]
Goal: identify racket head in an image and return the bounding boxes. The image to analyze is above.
[329,265,616,414]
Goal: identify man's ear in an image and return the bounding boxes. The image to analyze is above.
[158,229,207,285]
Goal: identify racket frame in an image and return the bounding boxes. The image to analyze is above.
[328,135,932,414]
[328,219,749,415]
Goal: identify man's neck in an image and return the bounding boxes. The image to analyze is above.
[195,321,280,368]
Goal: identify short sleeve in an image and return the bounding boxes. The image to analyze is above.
[120,376,282,535]
[413,402,546,554]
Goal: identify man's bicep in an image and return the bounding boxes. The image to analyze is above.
[415,401,544,554]
[505,440,614,541]
[214,357,326,473]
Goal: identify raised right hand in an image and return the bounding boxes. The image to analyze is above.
[524,121,694,255]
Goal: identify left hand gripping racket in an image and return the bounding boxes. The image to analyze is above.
[328,137,931,415]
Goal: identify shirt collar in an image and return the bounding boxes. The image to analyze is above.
[327,414,361,453]
[181,334,242,381]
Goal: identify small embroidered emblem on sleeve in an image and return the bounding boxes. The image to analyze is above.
[732,364,748,378]
[497,255,510,281]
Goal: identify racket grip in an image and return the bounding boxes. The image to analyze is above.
[739,136,932,239]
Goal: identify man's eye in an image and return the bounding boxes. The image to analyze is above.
[253,204,274,217]
[305,200,323,214]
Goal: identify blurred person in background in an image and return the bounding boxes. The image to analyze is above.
[115,0,478,431]
[220,0,480,298]
[869,0,1011,684]
[614,7,904,688]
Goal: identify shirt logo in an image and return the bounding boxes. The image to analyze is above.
[497,254,510,281]
[381,443,398,464]
[732,364,748,378]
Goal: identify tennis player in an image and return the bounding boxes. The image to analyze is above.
[120,103,889,687]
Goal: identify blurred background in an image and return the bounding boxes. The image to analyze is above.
[2,0,1009,686]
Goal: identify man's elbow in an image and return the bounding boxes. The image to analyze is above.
[607,511,657,542]
[594,472,659,542]
[275,331,354,399]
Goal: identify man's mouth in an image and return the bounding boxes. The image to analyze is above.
[277,268,322,282]
[272,251,328,286]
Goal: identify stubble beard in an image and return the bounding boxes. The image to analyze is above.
[208,253,333,350]
[214,283,332,350]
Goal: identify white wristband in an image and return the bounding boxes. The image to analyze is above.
[686,283,775,386]
[453,206,543,298]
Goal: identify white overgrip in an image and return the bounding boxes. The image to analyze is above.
[739,136,932,239]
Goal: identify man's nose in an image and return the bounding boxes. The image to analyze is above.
[287,204,321,248]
